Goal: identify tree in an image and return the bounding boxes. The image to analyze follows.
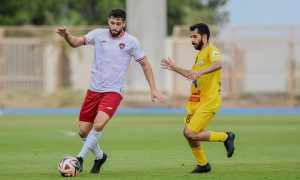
[0,0,66,25]
[0,0,125,26]
[0,0,228,34]
[167,0,229,35]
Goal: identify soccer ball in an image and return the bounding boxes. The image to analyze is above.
[58,156,81,177]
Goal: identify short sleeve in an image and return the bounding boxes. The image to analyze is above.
[130,37,146,62]
[83,29,99,45]
[209,48,222,63]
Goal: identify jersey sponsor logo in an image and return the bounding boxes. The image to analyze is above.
[191,90,201,96]
[101,40,107,43]
[189,90,201,102]
[189,96,200,102]
[106,107,113,110]
[119,43,125,49]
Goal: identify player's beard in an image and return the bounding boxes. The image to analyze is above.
[192,38,203,50]
[109,28,123,37]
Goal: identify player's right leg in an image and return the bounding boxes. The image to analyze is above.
[77,121,93,172]
[183,114,211,173]
[185,134,211,173]
[187,139,211,174]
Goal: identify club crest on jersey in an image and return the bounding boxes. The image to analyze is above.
[119,43,125,49]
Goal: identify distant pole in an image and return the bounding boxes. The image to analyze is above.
[126,0,167,91]
[287,27,296,107]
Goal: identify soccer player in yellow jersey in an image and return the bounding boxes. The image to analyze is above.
[161,23,235,173]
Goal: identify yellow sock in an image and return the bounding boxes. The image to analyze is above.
[191,145,207,166]
[209,131,227,142]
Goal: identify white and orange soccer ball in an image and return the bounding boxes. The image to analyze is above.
[58,156,81,177]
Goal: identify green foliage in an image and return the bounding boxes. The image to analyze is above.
[0,0,228,35]
[167,0,186,35]
[167,0,229,35]
[0,0,125,26]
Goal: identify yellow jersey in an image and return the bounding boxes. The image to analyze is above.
[186,44,222,113]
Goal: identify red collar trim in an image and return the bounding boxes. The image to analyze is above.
[109,31,125,40]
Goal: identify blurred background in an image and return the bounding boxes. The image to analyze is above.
[0,0,299,109]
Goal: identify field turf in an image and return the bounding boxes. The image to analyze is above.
[0,114,300,179]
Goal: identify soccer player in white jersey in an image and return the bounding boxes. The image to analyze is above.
[56,8,167,174]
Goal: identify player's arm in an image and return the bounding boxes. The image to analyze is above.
[139,58,167,103]
[56,27,84,48]
[161,57,191,78]
[187,61,222,81]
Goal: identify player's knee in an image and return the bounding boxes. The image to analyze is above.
[78,128,89,138]
[183,129,197,141]
[93,121,105,132]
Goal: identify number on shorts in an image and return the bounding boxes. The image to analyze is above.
[186,115,191,124]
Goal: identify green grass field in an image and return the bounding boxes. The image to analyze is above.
[0,114,300,180]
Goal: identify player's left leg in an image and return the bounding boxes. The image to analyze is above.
[89,92,122,174]
[77,111,110,172]
[90,153,107,174]
[79,121,105,159]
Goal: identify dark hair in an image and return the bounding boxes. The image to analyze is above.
[190,23,210,40]
[109,8,126,21]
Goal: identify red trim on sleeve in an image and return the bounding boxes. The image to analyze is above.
[83,35,86,45]
[136,56,146,62]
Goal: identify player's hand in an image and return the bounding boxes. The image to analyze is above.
[161,57,175,71]
[56,27,69,38]
[187,70,202,81]
[151,89,167,103]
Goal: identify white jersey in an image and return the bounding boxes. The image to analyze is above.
[83,28,146,96]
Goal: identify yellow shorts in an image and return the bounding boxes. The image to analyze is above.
[183,110,215,132]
